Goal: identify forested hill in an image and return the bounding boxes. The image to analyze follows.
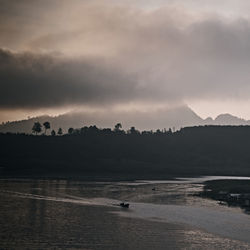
[1,125,250,180]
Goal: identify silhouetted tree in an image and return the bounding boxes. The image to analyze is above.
[128,126,139,135]
[80,126,88,135]
[58,128,63,135]
[156,129,163,134]
[32,122,42,135]
[114,123,122,132]
[88,125,99,135]
[68,127,74,134]
[43,121,50,135]
[51,130,56,136]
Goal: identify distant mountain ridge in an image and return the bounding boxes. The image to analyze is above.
[213,114,250,125]
[1,106,250,134]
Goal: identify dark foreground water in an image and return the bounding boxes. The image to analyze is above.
[1,177,250,249]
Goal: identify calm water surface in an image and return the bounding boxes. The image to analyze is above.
[1,177,250,249]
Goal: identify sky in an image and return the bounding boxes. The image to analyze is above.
[1,0,250,123]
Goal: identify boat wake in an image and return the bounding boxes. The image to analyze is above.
[0,189,119,208]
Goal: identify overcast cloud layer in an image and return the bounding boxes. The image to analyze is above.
[1,0,250,118]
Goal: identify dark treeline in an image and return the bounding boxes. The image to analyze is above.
[1,125,250,180]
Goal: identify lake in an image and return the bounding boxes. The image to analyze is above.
[1,176,250,249]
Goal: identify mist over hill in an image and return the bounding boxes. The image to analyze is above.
[1,105,250,134]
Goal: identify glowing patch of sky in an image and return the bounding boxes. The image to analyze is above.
[189,100,250,120]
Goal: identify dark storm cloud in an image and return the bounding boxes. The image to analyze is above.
[0,49,141,108]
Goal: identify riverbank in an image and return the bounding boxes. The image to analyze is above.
[199,179,250,213]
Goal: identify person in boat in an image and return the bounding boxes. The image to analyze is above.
[119,202,129,208]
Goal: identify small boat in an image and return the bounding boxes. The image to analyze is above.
[218,201,227,205]
[119,202,130,208]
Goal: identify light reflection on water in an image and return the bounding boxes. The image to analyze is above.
[0,177,250,249]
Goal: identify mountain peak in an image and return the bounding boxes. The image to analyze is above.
[214,113,249,125]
